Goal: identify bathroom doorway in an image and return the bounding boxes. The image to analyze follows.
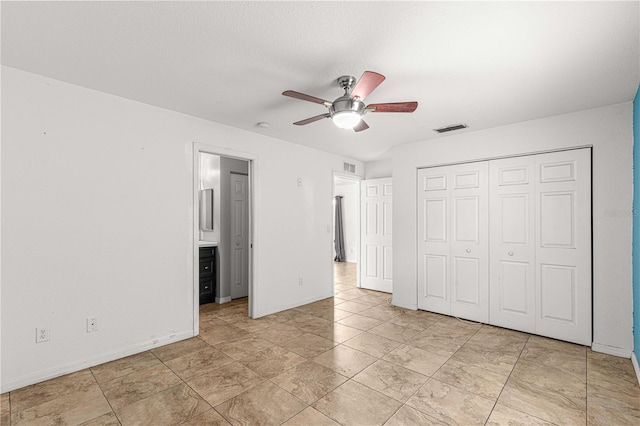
[194,144,256,334]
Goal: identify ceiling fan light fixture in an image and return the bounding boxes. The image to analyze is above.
[332,111,362,129]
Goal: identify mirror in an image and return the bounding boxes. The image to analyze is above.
[199,189,214,231]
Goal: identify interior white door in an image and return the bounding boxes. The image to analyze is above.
[489,156,536,333]
[535,149,591,345]
[417,168,451,315]
[449,162,489,323]
[230,173,249,299]
[360,178,393,293]
[417,162,489,322]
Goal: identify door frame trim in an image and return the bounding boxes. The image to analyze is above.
[192,143,258,336]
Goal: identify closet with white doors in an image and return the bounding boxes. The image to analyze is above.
[417,148,592,345]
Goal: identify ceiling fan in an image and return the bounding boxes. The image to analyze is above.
[282,71,418,132]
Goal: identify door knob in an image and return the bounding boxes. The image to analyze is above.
[465,248,471,253]
[508,251,514,256]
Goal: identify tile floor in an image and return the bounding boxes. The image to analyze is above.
[3,262,640,425]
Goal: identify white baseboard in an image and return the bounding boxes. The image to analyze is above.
[632,352,640,387]
[215,296,232,304]
[255,293,333,318]
[591,342,632,358]
[1,330,194,393]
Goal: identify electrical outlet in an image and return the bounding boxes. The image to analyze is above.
[86,317,98,333]
[36,327,50,343]
[298,277,304,286]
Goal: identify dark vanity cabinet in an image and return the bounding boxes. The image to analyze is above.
[199,246,216,304]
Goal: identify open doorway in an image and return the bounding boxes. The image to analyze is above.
[194,144,256,335]
[332,174,361,293]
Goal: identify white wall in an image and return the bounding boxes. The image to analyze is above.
[334,182,359,263]
[392,103,634,355]
[1,67,363,392]
[364,159,392,179]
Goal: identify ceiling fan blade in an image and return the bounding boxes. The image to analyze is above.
[367,102,418,113]
[353,120,369,132]
[350,71,385,101]
[293,113,330,126]
[283,90,331,106]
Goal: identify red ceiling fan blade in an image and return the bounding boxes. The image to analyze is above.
[283,90,331,106]
[293,113,330,126]
[350,71,385,101]
[367,102,418,113]
[353,120,369,132]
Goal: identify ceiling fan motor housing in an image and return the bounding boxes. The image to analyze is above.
[330,96,366,116]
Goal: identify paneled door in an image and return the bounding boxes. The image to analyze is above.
[417,162,489,323]
[489,156,536,333]
[360,178,393,293]
[534,149,591,345]
[230,173,249,299]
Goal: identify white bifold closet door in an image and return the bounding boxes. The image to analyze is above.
[417,162,489,323]
[418,148,592,345]
[360,178,393,293]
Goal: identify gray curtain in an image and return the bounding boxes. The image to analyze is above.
[334,196,346,262]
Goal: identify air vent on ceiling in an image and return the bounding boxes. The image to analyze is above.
[434,123,468,133]
[343,162,356,173]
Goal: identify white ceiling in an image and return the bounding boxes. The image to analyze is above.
[2,1,639,162]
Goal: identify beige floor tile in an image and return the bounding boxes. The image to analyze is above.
[520,343,586,376]
[9,369,97,412]
[180,408,231,425]
[115,383,210,426]
[587,400,640,425]
[285,313,329,330]
[215,381,306,426]
[334,288,368,301]
[407,323,475,357]
[293,316,335,335]
[313,345,378,377]
[11,385,111,426]
[263,309,305,323]
[498,378,586,425]
[352,294,386,306]
[258,323,306,345]
[199,324,251,346]
[238,346,307,379]
[383,405,445,425]
[308,323,363,343]
[383,344,449,376]
[358,305,404,322]
[280,333,337,358]
[486,404,554,425]
[450,342,519,376]
[526,335,587,357]
[368,321,423,343]
[406,378,495,425]
[1,393,11,426]
[272,361,348,404]
[81,411,120,425]
[165,346,235,380]
[432,359,508,400]
[150,337,211,362]
[465,331,527,356]
[388,313,438,331]
[587,379,640,412]
[511,358,586,399]
[353,360,428,402]
[434,315,483,332]
[101,364,182,411]
[282,406,340,426]
[343,332,401,358]
[335,300,372,314]
[213,335,274,360]
[337,314,385,331]
[91,352,163,385]
[313,380,402,426]
[319,308,355,321]
[184,362,264,407]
